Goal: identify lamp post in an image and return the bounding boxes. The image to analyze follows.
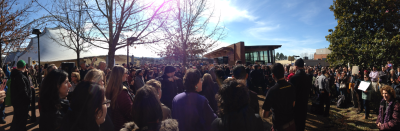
[32,29,42,83]
[127,37,137,70]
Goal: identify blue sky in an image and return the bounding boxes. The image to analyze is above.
[24,0,337,58]
[212,0,337,57]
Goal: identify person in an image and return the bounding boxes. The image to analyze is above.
[146,79,172,120]
[160,119,179,131]
[318,70,331,117]
[288,58,311,131]
[379,66,389,87]
[231,65,260,114]
[250,64,263,93]
[211,78,263,131]
[80,68,114,131]
[262,63,296,131]
[59,83,108,131]
[70,72,80,93]
[79,62,90,81]
[361,74,373,119]
[172,69,217,131]
[128,69,136,91]
[133,69,145,93]
[10,60,32,131]
[396,67,400,78]
[0,74,6,124]
[376,85,400,130]
[131,85,163,130]
[370,66,380,92]
[39,69,72,131]
[199,73,218,113]
[354,73,364,114]
[287,66,295,81]
[106,65,134,131]
[158,66,179,109]
[391,77,400,102]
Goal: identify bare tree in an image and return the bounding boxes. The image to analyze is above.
[0,0,46,66]
[154,0,226,66]
[80,0,172,68]
[35,0,96,65]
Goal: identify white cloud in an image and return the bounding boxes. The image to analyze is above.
[209,0,258,23]
[246,24,280,37]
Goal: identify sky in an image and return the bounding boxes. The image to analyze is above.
[211,0,337,57]
[24,0,338,58]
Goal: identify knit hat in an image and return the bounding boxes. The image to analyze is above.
[294,58,304,67]
[164,66,176,74]
[17,60,26,68]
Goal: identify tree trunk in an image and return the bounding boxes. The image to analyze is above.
[108,46,115,68]
[182,42,187,67]
[76,51,80,67]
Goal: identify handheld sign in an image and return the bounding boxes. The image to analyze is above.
[358,81,371,91]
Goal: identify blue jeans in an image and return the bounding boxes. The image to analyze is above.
[363,100,370,118]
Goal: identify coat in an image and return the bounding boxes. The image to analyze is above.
[172,92,217,131]
[158,74,178,109]
[10,69,31,106]
[40,99,70,131]
[109,88,134,131]
[133,76,145,92]
[376,99,400,130]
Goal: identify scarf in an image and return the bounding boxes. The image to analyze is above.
[380,99,395,124]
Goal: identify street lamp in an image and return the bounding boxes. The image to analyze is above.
[32,29,42,83]
[127,37,137,70]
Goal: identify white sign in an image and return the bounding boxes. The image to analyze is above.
[352,66,359,75]
[358,81,371,91]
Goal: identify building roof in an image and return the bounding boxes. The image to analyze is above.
[203,47,233,58]
[244,45,281,52]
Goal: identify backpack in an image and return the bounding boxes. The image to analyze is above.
[337,94,346,108]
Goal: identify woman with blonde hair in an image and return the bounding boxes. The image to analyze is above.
[70,72,80,92]
[106,65,134,131]
[84,69,105,86]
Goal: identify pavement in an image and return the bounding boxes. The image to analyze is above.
[0,87,39,131]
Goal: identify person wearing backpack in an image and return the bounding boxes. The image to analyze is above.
[361,74,372,119]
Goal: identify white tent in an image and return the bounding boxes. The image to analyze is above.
[15,27,107,65]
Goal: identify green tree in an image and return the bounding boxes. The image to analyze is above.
[276,52,280,60]
[326,0,400,69]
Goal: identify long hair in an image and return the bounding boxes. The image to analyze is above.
[200,73,215,103]
[60,82,105,131]
[106,65,127,109]
[131,85,163,130]
[40,69,68,112]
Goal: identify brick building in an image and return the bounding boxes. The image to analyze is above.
[314,48,331,60]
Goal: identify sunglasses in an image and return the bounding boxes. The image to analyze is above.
[71,76,77,77]
[104,99,111,108]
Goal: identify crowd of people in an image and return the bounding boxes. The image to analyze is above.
[0,58,399,131]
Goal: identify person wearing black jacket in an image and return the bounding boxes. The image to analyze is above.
[250,65,264,93]
[10,60,32,131]
[231,65,260,114]
[391,77,400,103]
[157,66,178,109]
[211,78,263,131]
[262,63,296,131]
[288,59,312,131]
